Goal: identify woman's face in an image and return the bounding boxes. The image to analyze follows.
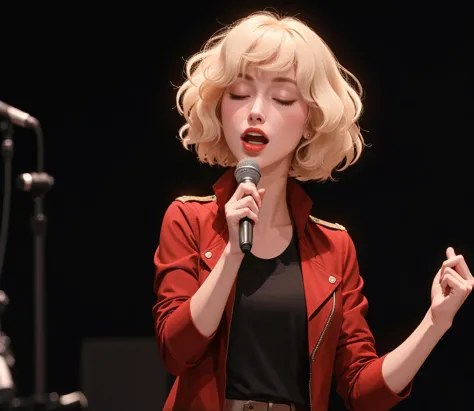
[221,66,308,171]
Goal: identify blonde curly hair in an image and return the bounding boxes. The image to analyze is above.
[176,11,365,181]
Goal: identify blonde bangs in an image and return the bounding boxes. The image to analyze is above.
[205,22,299,88]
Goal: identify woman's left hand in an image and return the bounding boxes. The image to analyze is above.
[430,247,473,330]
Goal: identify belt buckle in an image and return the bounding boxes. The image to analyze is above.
[243,400,259,411]
[244,400,278,411]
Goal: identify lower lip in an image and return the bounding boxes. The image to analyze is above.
[241,140,268,153]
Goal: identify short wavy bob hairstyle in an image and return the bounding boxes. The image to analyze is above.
[176,11,365,181]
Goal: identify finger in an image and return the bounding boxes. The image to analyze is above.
[440,271,472,297]
[441,255,464,279]
[231,183,262,207]
[229,207,259,225]
[440,263,459,284]
[440,270,463,296]
[442,254,473,282]
[446,246,456,259]
[455,254,474,283]
[443,267,467,285]
[440,273,458,297]
[442,267,473,296]
[439,264,453,286]
[232,195,259,216]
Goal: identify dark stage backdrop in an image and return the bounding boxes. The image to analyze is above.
[1,2,473,410]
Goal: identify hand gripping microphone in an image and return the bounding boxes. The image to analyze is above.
[234,158,261,253]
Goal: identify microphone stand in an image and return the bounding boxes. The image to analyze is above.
[0,113,88,409]
[32,127,46,401]
[0,118,16,407]
[19,122,49,400]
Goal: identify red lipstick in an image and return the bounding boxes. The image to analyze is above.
[240,128,269,154]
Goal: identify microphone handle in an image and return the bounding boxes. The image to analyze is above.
[239,216,253,253]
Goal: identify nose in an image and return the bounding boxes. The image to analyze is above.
[247,97,265,124]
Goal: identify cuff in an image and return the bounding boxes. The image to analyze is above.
[164,298,215,365]
[355,354,413,410]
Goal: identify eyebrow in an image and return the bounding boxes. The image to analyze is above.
[239,73,297,86]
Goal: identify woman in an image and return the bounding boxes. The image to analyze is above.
[152,11,472,411]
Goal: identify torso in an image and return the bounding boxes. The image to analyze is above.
[225,227,311,409]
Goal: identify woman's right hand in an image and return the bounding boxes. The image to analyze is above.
[224,182,265,255]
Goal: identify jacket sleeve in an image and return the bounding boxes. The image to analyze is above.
[333,232,413,411]
[152,201,214,376]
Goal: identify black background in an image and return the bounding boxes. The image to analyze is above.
[1,1,473,410]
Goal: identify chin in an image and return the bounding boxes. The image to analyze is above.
[260,153,294,173]
[231,148,262,163]
[251,156,291,175]
[230,145,293,173]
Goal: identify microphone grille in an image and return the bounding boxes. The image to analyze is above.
[234,158,261,185]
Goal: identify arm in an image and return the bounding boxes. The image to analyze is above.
[189,243,243,336]
[383,246,473,393]
[381,310,448,394]
[334,235,472,411]
[152,201,242,376]
[333,232,414,411]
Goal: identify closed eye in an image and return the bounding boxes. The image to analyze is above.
[274,99,296,106]
[228,93,296,106]
[229,93,247,100]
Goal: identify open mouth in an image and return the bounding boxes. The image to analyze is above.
[241,132,269,145]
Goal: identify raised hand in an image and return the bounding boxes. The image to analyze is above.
[430,247,473,329]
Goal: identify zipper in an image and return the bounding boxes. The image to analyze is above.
[308,291,336,411]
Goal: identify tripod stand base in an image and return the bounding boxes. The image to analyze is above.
[4,391,88,410]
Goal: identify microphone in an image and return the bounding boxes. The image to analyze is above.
[0,101,39,129]
[16,172,54,195]
[234,158,261,253]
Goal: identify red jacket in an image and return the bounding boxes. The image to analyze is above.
[152,168,412,411]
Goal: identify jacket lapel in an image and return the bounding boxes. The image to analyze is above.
[301,257,341,320]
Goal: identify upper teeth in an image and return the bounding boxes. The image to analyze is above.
[247,132,263,137]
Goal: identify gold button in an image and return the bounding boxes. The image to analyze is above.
[328,276,336,284]
[204,251,212,259]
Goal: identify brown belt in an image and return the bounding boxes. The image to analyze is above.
[225,399,297,411]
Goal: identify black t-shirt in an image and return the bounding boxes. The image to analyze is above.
[225,231,310,410]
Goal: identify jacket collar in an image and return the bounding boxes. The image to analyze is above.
[212,168,313,238]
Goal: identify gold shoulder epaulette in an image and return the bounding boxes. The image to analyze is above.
[175,194,217,203]
[309,215,346,231]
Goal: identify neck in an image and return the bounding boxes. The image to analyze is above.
[255,158,292,231]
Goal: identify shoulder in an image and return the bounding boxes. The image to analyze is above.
[172,194,217,215]
[174,194,217,204]
[309,215,346,231]
[163,194,217,225]
[161,194,217,234]
[308,215,358,262]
